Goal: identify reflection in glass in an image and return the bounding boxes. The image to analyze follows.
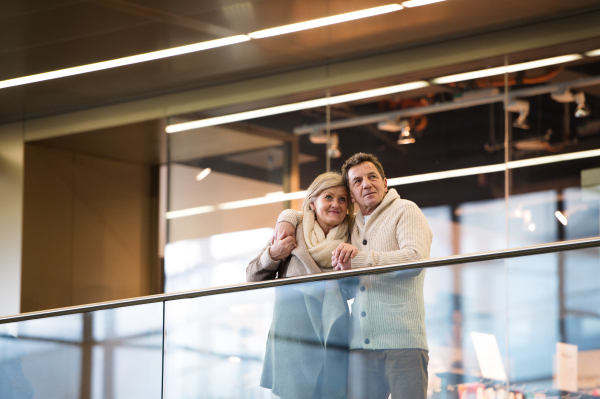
[166,123,294,293]
[0,303,163,399]
[507,248,600,397]
[165,289,276,398]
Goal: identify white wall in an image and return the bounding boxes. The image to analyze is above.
[168,164,284,242]
[0,122,24,317]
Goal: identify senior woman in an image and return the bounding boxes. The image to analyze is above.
[247,172,354,399]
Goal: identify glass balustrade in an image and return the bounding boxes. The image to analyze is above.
[1,243,599,399]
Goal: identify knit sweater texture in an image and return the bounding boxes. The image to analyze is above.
[276,188,432,351]
[246,220,349,281]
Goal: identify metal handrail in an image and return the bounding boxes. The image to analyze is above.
[1,237,599,324]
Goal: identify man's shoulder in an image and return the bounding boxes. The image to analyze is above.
[386,197,422,213]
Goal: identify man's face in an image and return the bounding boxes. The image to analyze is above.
[347,162,388,216]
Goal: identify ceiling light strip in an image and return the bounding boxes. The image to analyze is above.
[166,191,306,219]
[166,205,217,219]
[166,148,600,219]
[431,54,583,85]
[218,191,307,210]
[402,0,445,7]
[2,2,460,90]
[247,4,403,39]
[586,49,600,57]
[166,81,429,133]
[166,98,329,133]
[386,164,505,186]
[0,36,250,90]
[507,148,600,169]
[167,53,586,134]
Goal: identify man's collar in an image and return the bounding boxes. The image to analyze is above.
[356,189,400,225]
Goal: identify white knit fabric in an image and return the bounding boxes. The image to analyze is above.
[302,210,349,269]
[276,188,432,351]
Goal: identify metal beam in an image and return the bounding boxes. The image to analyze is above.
[293,75,600,134]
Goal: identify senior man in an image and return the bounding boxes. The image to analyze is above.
[273,153,432,399]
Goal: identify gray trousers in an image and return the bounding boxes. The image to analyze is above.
[347,348,429,399]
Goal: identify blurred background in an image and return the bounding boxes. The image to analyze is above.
[1,0,600,397]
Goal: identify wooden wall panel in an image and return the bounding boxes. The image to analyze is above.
[21,144,155,312]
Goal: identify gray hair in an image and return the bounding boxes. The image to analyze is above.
[302,172,354,216]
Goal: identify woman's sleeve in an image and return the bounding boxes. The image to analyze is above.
[246,240,282,282]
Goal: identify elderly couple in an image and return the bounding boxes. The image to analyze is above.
[247,153,432,399]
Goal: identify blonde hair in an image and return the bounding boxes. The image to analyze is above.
[302,172,353,217]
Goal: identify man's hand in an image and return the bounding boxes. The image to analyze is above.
[269,230,295,261]
[332,243,357,271]
[272,221,297,247]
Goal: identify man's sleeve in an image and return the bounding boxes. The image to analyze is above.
[276,209,303,227]
[351,201,432,276]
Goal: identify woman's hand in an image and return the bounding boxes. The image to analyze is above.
[269,230,295,261]
[332,243,357,270]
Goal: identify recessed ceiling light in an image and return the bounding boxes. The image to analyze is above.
[431,54,583,85]
[248,4,403,39]
[0,36,250,90]
[402,0,445,8]
[166,81,429,133]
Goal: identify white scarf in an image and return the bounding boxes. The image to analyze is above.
[302,210,349,269]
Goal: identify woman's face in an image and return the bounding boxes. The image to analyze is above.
[310,186,348,231]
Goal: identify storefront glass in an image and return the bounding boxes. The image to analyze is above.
[164,39,600,292]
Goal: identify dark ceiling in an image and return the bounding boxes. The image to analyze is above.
[3,0,600,123]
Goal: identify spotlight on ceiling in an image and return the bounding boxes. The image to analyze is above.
[377,118,403,132]
[550,87,575,103]
[378,118,415,143]
[397,120,416,144]
[506,100,530,130]
[328,132,342,159]
[309,131,342,158]
[574,91,592,118]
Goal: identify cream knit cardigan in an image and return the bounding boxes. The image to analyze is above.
[277,188,432,350]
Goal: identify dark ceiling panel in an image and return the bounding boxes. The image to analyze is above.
[1,0,600,123]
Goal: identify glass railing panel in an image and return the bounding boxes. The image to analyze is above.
[164,259,510,399]
[164,287,276,398]
[0,302,164,399]
[2,242,598,398]
[163,244,600,398]
[426,259,508,398]
[0,313,82,398]
[507,247,600,397]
